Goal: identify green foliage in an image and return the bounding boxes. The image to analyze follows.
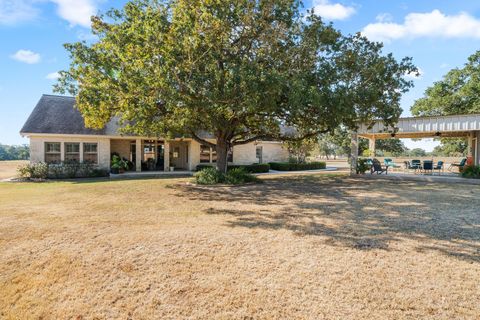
[17,162,49,180]
[375,139,407,156]
[56,0,416,172]
[111,155,129,173]
[224,168,259,185]
[269,161,326,171]
[406,148,427,157]
[196,163,270,173]
[0,144,29,160]
[228,163,270,173]
[356,158,370,174]
[194,167,225,185]
[18,162,109,180]
[285,138,318,163]
[194,166,260,185]
[431,138,467,157]
[411,50,480,154]
[461,165,480,179]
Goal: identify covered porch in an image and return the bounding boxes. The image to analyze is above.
[352,114,480,174]
[110,138,193,172]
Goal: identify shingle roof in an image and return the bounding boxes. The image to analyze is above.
[20,95,122,136]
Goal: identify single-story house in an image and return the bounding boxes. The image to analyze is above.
[20,95,290,171]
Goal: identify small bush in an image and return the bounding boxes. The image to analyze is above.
[268,161,326,171]
[228,163,270,173]
[356,158,370,174]
[194,167,225,185]
[17,162,49,180]
[224,168,260,185]
[195,163,270,173]
[461,165,480,179]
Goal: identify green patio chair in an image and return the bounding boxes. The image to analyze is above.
[384,158,400,171]
[449,158,467,172]
[434,161,444,175]
[422,160,433,174]
[405,159,421,173]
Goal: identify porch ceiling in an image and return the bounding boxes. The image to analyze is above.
[359,131,471,140]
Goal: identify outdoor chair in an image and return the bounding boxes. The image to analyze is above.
[448,158,467,172]
[371,158,388,175]
[422,160,433,174]
[384,158,400,171]
[405,159,421,173]
[366,158,373,168]
[434,161,444,175]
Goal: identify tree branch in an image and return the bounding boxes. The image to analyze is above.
[189,130,216,148]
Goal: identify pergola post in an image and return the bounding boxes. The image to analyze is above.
[467,132,474,157]
[350,131,359,175]
[164,141,170,171]
[135,138,142,172]
[368,136,376,157]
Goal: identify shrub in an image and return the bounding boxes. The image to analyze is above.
[228,163,270,173]
[461,165,480,179]
[17,162,49,180]
[195,163,270,173]
[194,167,225,185]
[224,168,260,185]
[268,161,326,171]
[356,158,370,174]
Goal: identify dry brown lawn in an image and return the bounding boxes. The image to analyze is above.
[0,160,27,180]
[0,173,479,319]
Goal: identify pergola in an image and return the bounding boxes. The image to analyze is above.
[351,113,480,173]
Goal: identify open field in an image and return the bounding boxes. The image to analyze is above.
[1,174,479,319]
[0,160,27,180]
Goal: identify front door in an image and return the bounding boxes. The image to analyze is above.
[170,142,189,170]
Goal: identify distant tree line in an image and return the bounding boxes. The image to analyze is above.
[0,144,30,161]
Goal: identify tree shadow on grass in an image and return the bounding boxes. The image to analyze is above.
[176,175,480,262]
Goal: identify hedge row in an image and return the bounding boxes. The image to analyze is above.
[195,163,270,173]
[268,161,326,171]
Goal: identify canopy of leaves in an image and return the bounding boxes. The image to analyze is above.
[411,50,480,155]
[0,144,30,161]
[412,51,480,116]
[55,0,416,170]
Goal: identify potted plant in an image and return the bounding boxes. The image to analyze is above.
[111,155,128,174]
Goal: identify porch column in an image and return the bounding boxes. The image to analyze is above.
[135,138,142,172]
[369,136,376,157]
[164,140,170,171]
[350,132,359,175]
[467,132,474,157]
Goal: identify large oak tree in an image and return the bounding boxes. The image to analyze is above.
[56,0,416,172]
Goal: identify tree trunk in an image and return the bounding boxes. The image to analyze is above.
[216,138,229,173]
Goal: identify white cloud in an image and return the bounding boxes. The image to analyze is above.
[0,0,97,28]
[11,49,41,64]
[46,72,60,80]
[312,0,356,21]
[362,10,480,43]
[0,0,39,25]
[375,13,393,23]
[50,0,96,28]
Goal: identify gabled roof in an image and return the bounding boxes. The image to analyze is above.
[20,95,122,136]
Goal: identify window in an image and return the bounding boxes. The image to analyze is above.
[45,142,61,163]
[227,147,233,163]
[200,145,210,163]
[211,147,217,163]
[83,143,98,164]
[256,146,263,163]
[65,143,80,162]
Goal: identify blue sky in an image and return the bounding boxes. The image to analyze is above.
[2,0,480,151]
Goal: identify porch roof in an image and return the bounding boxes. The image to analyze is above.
[358,113,480,139]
